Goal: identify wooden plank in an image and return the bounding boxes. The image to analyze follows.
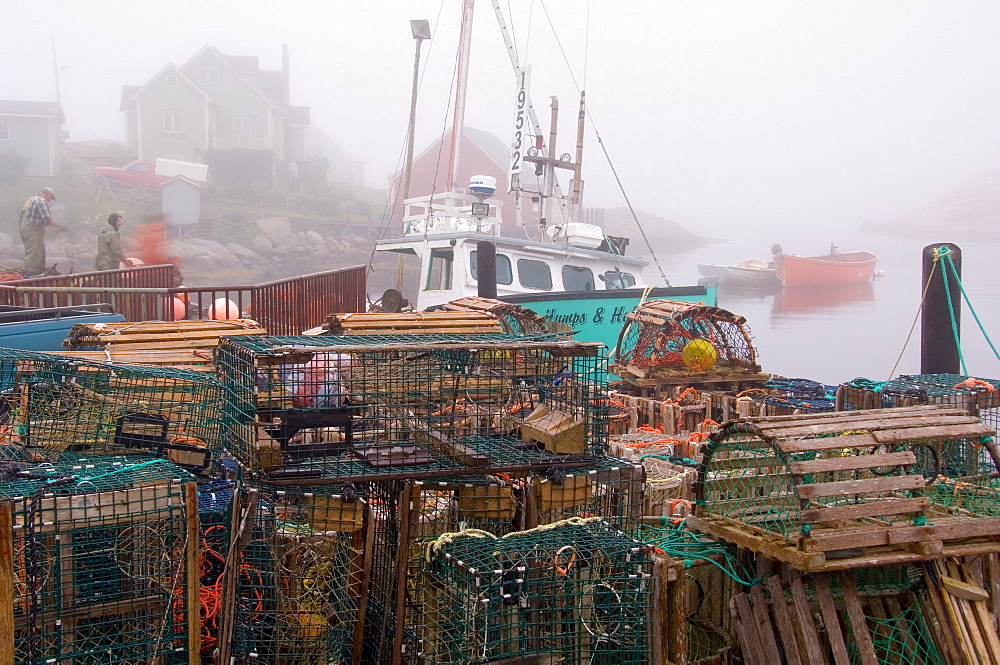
[684,516,827,570]
[837,572,879,665]
[865,597,897,665]
[747,404,969,423]
[988,554,1000,632]
[762,415,982,439]
[959,563,1000,665]
[787,450,916,475]
[184,482,201,665]
[800,497,930,524]
[777,433,878,454]
[788,569,828,665]
[945,560,991,664]
[803,518,1000,552]
[749,583,783,664]
[0,503,12,665]
[795,474,926,499]
[920,572,968,665]
[732,593,766,665]
[352,503,377,665]
[873,423,996,444]
[883,596,920,665]
[707,455,784,471]
[764,575,802,665]
[814,573,851,665]
[87,328,268,344]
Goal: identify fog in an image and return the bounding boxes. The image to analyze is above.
[5,1,1000,237]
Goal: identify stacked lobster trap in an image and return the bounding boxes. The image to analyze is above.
[215,334,609,480]
[840,373,1000,430]
[420,517,653,664]
[0,348,224,475]
[0,455,198,665]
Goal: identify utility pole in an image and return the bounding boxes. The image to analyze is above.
[395,20,432,294]
[52,37,62,105]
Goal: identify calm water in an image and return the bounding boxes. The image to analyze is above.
[656,230,1000,386]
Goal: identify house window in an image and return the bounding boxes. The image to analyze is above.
[197,67,219,85]
[233,117,253,136]
[163,111,184,133]
[166,75,178,87]
[0,121,8,140]
[517,259,553,290]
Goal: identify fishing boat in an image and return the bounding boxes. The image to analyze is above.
[374,1,715,352]
[772,245,879,287]
[697,259,778,288]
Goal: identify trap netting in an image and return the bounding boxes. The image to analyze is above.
[841,374,1000,425]
[0,348,223,473]
[613,301,759,376]
[530,457,645,535]
[421,517,652,664]
[233,485,368,664]
[0,455,196,665]
[215,335,608,479]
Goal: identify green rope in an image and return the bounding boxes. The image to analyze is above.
[939,248,1000,363]
[935,246,968,375]
[77,458,172,483]
[640,522,760,587]
[848,377,888,393]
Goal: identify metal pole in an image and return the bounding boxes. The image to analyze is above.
[447,0,475,194]
[921,243,962,375]
[476,241,497,298]
[396,22,430,293]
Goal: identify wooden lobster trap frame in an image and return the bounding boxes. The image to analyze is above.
[687,405,1000,571]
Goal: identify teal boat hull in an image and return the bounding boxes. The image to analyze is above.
[501,282,717,353]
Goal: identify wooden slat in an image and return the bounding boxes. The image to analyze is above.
[747,404,969,423]
[802,518,1000,552]
[945,560,991,664]
[788,569,828,665]
[0,503,12,665]
[799,497,930,524]
[765,575,802,665]
[184,482,201,665]
[787,450,916,475]
[838,572,879,665]
[777,433,878,454]
[795,474,926,499]
[883,596,920,664]
[749,583,783,664]
[814,573,851,665]
[733,593,766,665]
[762,415,981,439]
[873,423,996,444]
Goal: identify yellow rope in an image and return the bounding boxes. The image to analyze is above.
[887,251,941,380]
[424,515,603,563]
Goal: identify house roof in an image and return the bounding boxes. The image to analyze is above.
[182,45,283,111]
[133,63,215,104]
[0,101,65,122]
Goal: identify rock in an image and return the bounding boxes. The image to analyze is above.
[305,230,324,245]
[255,217,291,241]
[252,234,273,255]
[226,243,268,265]
[185,238,241,264]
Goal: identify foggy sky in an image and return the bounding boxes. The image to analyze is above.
[4,1,1000,236]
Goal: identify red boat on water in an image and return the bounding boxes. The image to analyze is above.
[772,244,879,287]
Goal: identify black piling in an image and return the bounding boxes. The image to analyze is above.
[920,243,962,374]
[476,241,498,299]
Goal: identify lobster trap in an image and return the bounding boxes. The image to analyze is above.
[231,484,370,665]
[0,348,223,474]
[0,455,198,665]
[611,301,768,392]
[421,517,653,664]
[215,335,608,480]
[841,373,1000,430]
[687,405,1000,571]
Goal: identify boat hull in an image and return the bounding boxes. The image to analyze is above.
[773,251,878,287]
[501,283,717,352]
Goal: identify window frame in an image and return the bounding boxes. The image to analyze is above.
[470,250,514,285]
[516,258,553,291]
[162,111,184,134]
[561,265,596,291]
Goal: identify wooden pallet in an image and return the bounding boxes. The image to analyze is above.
[63,320,266,354]
[323,311,504,335]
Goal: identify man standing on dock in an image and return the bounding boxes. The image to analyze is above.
[95,213,126,271]
[18,187,62,276]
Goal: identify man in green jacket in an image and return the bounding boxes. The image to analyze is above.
[95,213,126,271]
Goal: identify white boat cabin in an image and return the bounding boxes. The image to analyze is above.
[376,191,652,310]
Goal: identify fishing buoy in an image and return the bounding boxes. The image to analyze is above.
[171,297,187,320]
[681,339,718,372]
[126,257,144,266]
[208,298,239,320]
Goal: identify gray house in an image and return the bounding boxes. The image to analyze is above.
[0,101,65,177]
[120,44,309,177]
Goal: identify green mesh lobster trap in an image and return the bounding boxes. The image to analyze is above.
[611,301,766,390]
[214,335,608,480]
[0,455,198,665]
[421,517,652,664]
[0,348,223,474]
[230,484,369,664]
[688,405,1000,571]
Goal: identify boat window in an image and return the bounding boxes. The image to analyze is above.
[561,265,595,291]
[425,248,453,291]
[470,251,513,285]
[601,270,636,290]
[516,259,553,290]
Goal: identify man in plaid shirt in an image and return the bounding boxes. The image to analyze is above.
[18,187,62,275]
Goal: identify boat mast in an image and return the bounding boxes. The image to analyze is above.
[446,0,475,197]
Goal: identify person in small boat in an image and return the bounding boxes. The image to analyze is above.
[95,213,126,270]
[18,187,63,276]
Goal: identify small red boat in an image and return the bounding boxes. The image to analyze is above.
[772,245,879,287]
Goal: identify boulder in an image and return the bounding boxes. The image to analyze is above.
[226,243,269,265]
[255,217,291,241]
[252,234,273,255]
[305,230,324,245]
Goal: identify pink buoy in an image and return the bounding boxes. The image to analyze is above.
[208,298,240,320]
[126,257,144,266]
[172,297,187,320]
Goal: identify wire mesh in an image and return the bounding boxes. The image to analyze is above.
[0,348,223,473]
[529,457,645,535]
[233,484,368,664]
[215,335,608,479]
[422,517,652,664]
[1,455,195,665]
